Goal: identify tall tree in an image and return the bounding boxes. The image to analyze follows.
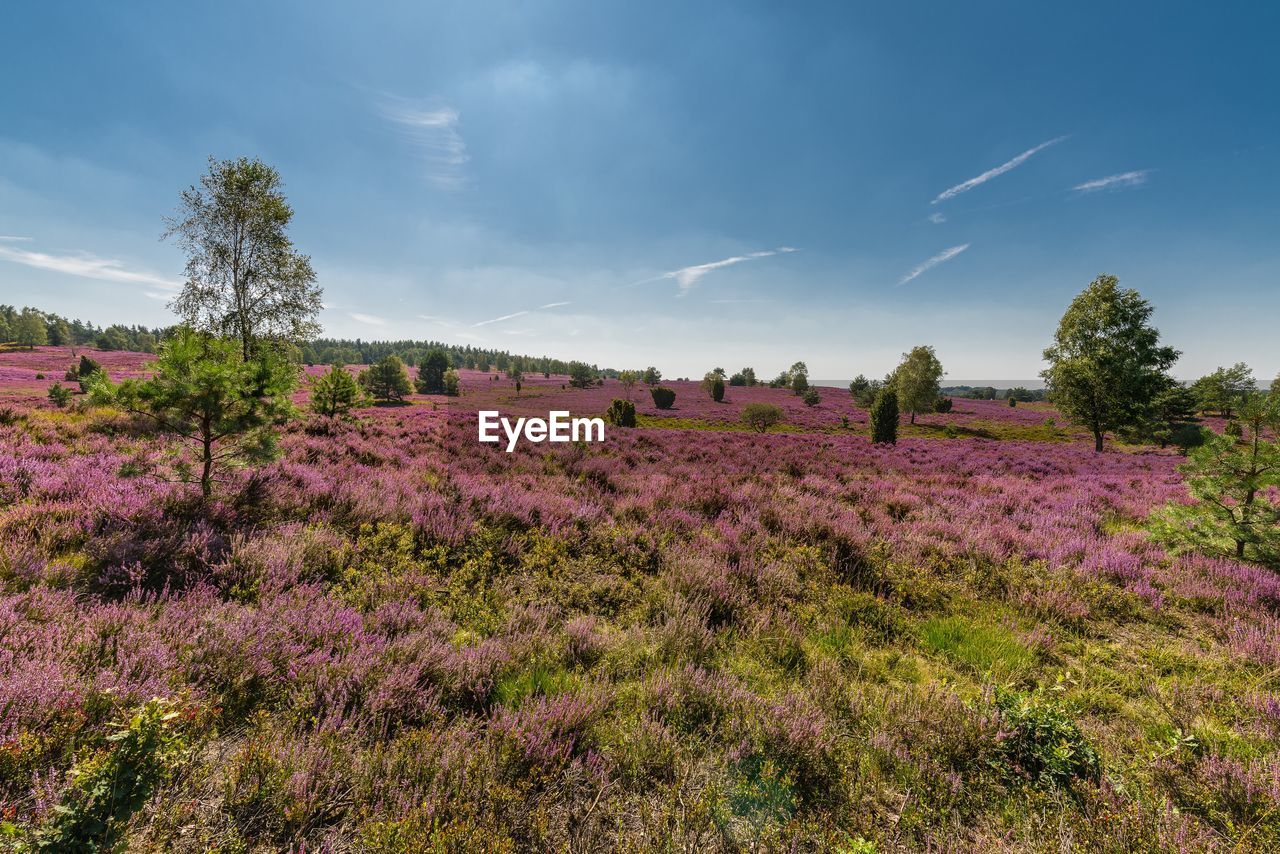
[416,348,449,395]
[165,156,322,359]
[15,309,47,350]
[1041,275,1179,452]
[618,370,639,400]
[1191,363,1255,418]
[894,345,944,424]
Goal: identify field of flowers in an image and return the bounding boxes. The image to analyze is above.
[0,345,1277,851]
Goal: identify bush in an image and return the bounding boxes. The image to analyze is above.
[606,398,637,428]
[309,364,365,418]
[359,356,412,403]
[742,403,784,433]
[1008,397,1017,408]
[650,387,676,410]
[78,355,102,378]
[934,397,953,413]
[34,372,45,380]
[32,698,191,851]
[711,377,725,402]
[802,389,821,406]
[871,390,898,445]
[994,687,1100,788]
[47,381,72,408]
[443,368,461,397]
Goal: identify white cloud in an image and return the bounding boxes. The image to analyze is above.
[928,212,946,224]
[0,235,33,242]
[379,96,469,189]
[0,243,181,290]
[1072,170,1150,193]
[348,312,388,326]
[932,137,1067,204]
[897,244,971,286]
[539,301,572,309]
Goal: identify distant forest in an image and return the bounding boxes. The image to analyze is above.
[0,305,605,376]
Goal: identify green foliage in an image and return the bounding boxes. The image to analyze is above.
[1041,275,1180,451]
[443,368,460,397]
[46,382,72,408]
[711,376,726,402]
[641,366,662,385]
[416,348,449,395]
[650,386,676,410]
[729,367,756,387]
[568,361,596,389]
[617,370,639,399]
[934,397,953,413]
[1192,363,1254,418]
[606,398,637,428]
[1151,394,1280,565]
[164,156,322,359]
[741,403,784,433]
[993,686,1100,789]
[871,390,898,445]
[109,328,297,498]
[359,355,412,403]
[801,388,820,406]
[15,309,47,350]
[789,361,809,395]
[308,364,365,418]
[30,698,190,852]
[1008,397,1017,408]
[894,345,944,423]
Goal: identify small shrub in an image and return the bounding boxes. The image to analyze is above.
[742,403,783,433]
[1224,420,1242,438]
[711,377,725,402]
[994,686,1100,788]
[935,397,953,413]
[802,389,821,407]
[650,387,676,410]
[47,382,73,408]
[1008,397,1017,408]
[32,698,191,851]
[606,398,637,428]
[34,372,45,380]
[871,390,898,445]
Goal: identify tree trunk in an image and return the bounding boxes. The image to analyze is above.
[201,417,213,499]
[910,411,916,425]
[1094,430,1104,453]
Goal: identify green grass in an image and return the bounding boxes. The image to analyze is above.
[919,614,1035,680]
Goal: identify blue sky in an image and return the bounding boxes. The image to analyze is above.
[2,1,1277,379]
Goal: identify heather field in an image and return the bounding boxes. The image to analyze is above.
[1,345,1278,852]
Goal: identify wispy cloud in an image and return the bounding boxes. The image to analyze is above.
[379,96,469,189]
[348,312,388,326]
[0,235,33,242]
[0,243,181,290]
[473,310,530,328]
[932,137,1067,204]
[927,212,946,224]
[709,298,775,304]
[472,300,573,327]
[1072,170,1150,193]
[897,244,970,286]
[637,246,798,296]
